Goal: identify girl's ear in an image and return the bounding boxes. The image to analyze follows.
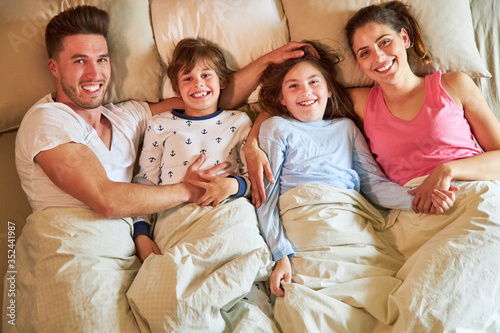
[280,94,286,106]
[400,28,411,48]
[328,90,332,98]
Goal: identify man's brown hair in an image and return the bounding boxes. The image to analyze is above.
[45,5,109,59]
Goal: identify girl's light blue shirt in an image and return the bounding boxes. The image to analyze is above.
[257,116,413,261]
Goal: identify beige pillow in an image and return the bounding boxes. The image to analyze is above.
[282,0,491,88]
[0,0,162,133]
[150,0,289,103]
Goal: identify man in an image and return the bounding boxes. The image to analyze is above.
[8,5,308,332]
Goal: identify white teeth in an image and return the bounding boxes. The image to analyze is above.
[377,62,392,72]
[192,91,209,98]
[299,100,315,106]
[83,85,99,92]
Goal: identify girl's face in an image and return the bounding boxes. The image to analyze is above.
[280,62,332,123]
[351,22,410,84]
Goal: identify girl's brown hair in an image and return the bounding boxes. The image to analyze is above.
[167,38,229,95]
[345,1,431,65]
[45,6,109,60]
[259,40,360,126]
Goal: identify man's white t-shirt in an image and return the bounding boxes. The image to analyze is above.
[15,94,152,212]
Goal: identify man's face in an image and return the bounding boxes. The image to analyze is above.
[49,34,111,112]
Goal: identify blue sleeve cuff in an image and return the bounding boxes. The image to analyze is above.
[228,175,246,197]
[272,249,296,262]
[133,221,151,239]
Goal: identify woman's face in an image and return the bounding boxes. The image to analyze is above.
[351,22,410,84]
[279,62,332,123]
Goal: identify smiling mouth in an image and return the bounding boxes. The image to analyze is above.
[298,99,316,106]
[82,84,101,92]
[376,60,394,72]
[191,91,210,98]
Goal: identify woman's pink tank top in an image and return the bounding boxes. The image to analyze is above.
[364,71,481,185]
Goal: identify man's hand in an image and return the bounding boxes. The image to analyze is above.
[182,154,232,202]
[134,234,161,262]
[190,174,239,206]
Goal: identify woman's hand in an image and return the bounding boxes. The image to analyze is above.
[134,234,161,262]
[408,163,457,214]
[270,256,292,297]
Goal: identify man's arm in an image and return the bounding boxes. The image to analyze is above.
[35,143,228,218]
[148,97,184,116]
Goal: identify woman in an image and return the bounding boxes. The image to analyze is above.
[242,2,500,331]
[255,40,453,332]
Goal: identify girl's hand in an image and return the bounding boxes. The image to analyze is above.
[190,173,238,207]
[429,187,459,214]
[270,256,292,297]
[134,234,161,262]
[408,164,454,214]
[244,141,274,208]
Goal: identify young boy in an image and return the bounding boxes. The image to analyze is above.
[132,38,253,261]
[127,38,274,332]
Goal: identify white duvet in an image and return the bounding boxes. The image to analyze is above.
[5,180,500,332]
[126,197,276,332]
[376,179,500,332]
[3,207,141,333]
[272,184,405,333]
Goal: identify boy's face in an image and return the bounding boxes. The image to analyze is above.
[177,61,224,117]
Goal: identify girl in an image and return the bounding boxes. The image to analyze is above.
[256,40,454,332]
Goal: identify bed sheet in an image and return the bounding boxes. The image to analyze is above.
[127,198,277,332]
[272,184,405,333]
[2,208,141,333]
[376,180,500,332]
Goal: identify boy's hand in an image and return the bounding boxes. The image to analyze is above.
[134,234,161,262]
[270,256,292,297]
[190,174,239,206]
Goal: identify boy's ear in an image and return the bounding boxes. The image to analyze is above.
[220,81,226,90]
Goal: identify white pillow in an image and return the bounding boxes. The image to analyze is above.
[0,0,162,132]
[150,0,289,103]
[282,0,491,88]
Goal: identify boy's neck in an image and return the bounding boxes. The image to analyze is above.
[183,104,219,117]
